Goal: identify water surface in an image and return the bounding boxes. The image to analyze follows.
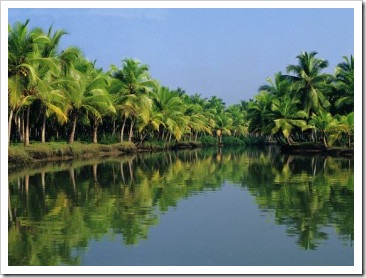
[8,146,354,266]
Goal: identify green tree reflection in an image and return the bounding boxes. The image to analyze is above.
[9,147,353,265]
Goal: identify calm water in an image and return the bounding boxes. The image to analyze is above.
[8,146,354,266]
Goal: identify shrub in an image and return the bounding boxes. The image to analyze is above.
[100,134,120,145]
[222,136,246,146]
[199,136,218,146]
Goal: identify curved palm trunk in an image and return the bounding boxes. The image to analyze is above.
[24,106,30,146]
[323,132,328,148]
[128,120,135,142]
[68,115,77,144]
[41,112,47,143]
[120,118,127,142]
[8,109,14,146]
[92,118,98,144]
[112,119,116,136]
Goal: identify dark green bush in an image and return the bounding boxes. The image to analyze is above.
[199,136,218,146]
[222,136,246,146]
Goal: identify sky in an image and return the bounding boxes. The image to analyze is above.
[8,7,354,105]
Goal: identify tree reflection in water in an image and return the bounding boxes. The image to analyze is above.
[8,146,353,265]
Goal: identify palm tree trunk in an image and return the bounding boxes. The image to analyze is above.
[68,115,77,144]
[323,132,328,148]
[8,109,14,146]
[92,119,98,144]
[287,136,292,145]
[112,119,116,136]
[24,106,30,146]
[16,115,21,141]
[120,118,127,142]
[348,134,351,148]
[128,120,135,142]
[21,111,25,142]
[41,112,47,143]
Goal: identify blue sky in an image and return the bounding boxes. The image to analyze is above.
[8,8,354,105]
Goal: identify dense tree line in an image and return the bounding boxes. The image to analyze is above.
[8,20,354,148]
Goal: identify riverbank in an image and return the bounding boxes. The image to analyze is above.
[8,141,205,170]
[280,143,354,157]
[8,141,353,171]
[8,142,135,169]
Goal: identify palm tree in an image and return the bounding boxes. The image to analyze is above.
[270,95,308,145]
[226,104,248,138]
[338,112,354,147]
[215,112,233,144]
[285,51,332,116]
[259,72,292,99]
[8,19,59,146]
[110,58,157,142]
[247,91,274,136]
[23,25,73,143]
[307,111,340,148]
[64,58,115,144]
[334,55,354,114]
[151,86,188,142]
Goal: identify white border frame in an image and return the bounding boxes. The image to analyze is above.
[1,1,362,275]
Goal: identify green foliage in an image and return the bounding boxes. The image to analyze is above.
[8,147,354,265]
[221,136,246,146]
[99,134,120,145]
[199,135,218,146]
[7,20,354,150]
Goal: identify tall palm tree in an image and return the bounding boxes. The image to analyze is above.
[247,91,274,136]
[270,95,308,145]
[64,58,115,144]
[215,112,233,144]
[31,25,70,143]
[334,55,354,114]
[285,51,332,116]
[151,86,188,142]
[8,19,58,146]
[259,72,292,99]
[110,58,157,142]
[338,112,354,147]
[226,104,248,137]
[307,111,340,148]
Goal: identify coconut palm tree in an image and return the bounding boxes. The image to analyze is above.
[259,72,293,99]
[307,111,340,148]
[247,91,274,136]
[226,104,248,137]
[64,58,115,144]
[338,112,354,147]
[110,58,157,142]
[8,19,59,146]
[334,55,354,114]
[30,25,71,143]
[285,51,332,116]
[215,112,233,144]
[151,86,188,142]
[270,95,308,145]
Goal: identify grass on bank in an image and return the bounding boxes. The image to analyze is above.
[8,141,136,166]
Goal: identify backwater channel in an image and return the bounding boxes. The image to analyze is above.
[8,146,354,266]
